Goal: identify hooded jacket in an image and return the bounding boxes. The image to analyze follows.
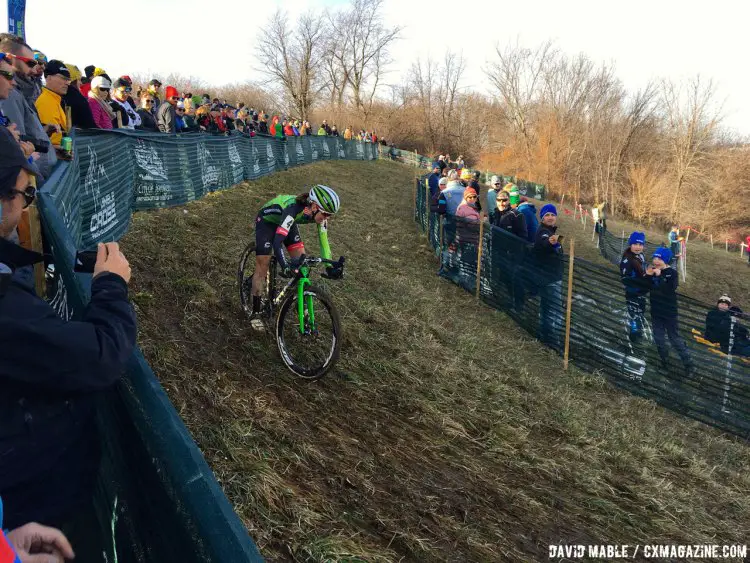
[645,266,679,318]
[516,201,538,242]
[157,101,176,133]
[0,238,137,528]
[491,206,527,240]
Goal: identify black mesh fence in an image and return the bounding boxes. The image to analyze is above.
[416,174,750,439]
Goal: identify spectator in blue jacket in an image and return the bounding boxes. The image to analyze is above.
[645,247,693,374]
[1,496,75,563]
[427,162,441,199]
[516,197,538,243]
[486,175,503,220]
[620,231,650,343]
[442,170,466,215]
[0,129,138,531]
[533,204,564,348]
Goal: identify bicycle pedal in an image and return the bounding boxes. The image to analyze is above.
[250,318,266,331]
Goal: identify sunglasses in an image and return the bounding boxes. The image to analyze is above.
[13,55,39,67]
[143,99,154,104]
[11,186,36,208]
[99,87,110,92]
[170,96,179,101]
[497,198,509,203]
[466,195,477,199]
[0,69,14,82]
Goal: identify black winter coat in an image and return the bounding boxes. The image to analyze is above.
[62,85,97,129]
[0,238,137,529]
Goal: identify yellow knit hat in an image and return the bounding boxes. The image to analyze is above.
[93,67,107,77]
[65,63,82,82]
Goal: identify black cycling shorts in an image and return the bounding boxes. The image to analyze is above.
[255,216,303,256]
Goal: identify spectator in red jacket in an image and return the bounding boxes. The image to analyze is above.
[283,119,294,136]
[746,234,750,265]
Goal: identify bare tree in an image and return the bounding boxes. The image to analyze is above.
[661,76,723,219]
[485,40,557,175]
[255,10,327,119]
[327,0,400,122]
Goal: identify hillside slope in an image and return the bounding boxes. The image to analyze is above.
[123,161,750,562]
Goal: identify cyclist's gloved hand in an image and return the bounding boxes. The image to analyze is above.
[280,255,304,278]
[323,266,343,280]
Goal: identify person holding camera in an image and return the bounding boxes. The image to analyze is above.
[0,128,137,531]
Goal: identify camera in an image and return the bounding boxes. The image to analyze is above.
[19,135,50,154]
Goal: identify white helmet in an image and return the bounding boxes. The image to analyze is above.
[490,175,500,185]
[308,184,340,214]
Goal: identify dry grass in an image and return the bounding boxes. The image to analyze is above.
[123,161,750,562]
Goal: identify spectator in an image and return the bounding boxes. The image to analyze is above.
[110,78,140,129]
[455,155,465,169]
[221,106,235,132]
[668,225,681,265]
[745,234,750,266]
[61,62,96,129]
[175,101,187,132]
[194,104,211,132]
[258,113,269,135]
[292,120,300,136]
[705,295,750,356]
[343,125,352,140]
[79,64,95,96]
[331,124,339,137]
[486,175,503,219]
[427,162,441,199]
[371,130,378,143]
[147,79,162,116]
[456,187,480,221]
[459,167,472,186]
[0,53,15,108]
[317,123,327,136]
[157,86,179,133]
[29,50,46,101]
[491,190,527,239]
[234,108,248,132]
[182,102,198,132]
[0,130,137,531]
[431,176,449,213]
[35,60,70,148]
[516,197,539,243]
[283,119,294,136]
[437,154,447,173]
[441,169,466,215]
[322,119,332,135]
[645,247,693,374]
[136,92,158,131]
[533,204,564,347]
[620,231,649,344]
[87,76,115,130]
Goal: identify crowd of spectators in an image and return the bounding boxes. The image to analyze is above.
[425,154,750,368]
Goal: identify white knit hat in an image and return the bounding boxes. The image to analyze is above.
[91,76,111,90]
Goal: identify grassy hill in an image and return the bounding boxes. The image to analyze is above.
[123,161,750,562]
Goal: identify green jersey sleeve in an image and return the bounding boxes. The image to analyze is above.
[317,220,332,261]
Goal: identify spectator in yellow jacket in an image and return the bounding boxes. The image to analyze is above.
[343,126,352,141]
[35,60,70,147]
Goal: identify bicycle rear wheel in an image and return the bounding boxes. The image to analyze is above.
[276,285,341,380]
[237,241,277,319]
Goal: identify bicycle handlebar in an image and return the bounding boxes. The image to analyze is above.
[301,255,345,268]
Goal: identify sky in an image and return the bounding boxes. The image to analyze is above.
[5,0,750,134]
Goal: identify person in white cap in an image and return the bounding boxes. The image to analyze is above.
[486,175,503,220]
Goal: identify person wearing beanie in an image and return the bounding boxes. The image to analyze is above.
[486,175,503,219]
[456,187,480,222]
[147,79,163,117]
[620,231,649,344]
[430,177,449,213]
[491,189,529,311]
[533,203,564,347]
[157,86,179,133]
[427,162,442,199]
[667,225,682,265]
[87,76,115,129]
[61,62,97,130]
[645,247,693,373]
[704,295,750,356]
[110,78,140,129]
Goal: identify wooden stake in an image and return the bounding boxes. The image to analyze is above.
[65,105,73,131]
[439,215,444,260]
[560,193,566,206]
[28,203,46,298]
[425,183,430,234]
[741,243,746,259]
[686,227,691,243]
[726,239,729,252]
[710,234,713,248]
[564,238,576,371]
[475,220,485,300]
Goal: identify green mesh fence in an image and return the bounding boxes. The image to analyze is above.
[35,131,381,562]
[416,174,750,439]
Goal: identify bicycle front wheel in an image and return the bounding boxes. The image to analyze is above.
[276,285,341,380]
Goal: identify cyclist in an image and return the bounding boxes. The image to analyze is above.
[250,185,342,326]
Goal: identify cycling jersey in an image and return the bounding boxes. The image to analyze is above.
[257,195,332,268]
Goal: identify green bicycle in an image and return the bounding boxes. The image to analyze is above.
[238,242,344,379]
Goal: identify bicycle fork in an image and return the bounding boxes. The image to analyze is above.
[297,267,316,335]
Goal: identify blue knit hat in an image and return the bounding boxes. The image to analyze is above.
[628,231,646,245]
[652,246,673,263]
[540,204,557,218]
